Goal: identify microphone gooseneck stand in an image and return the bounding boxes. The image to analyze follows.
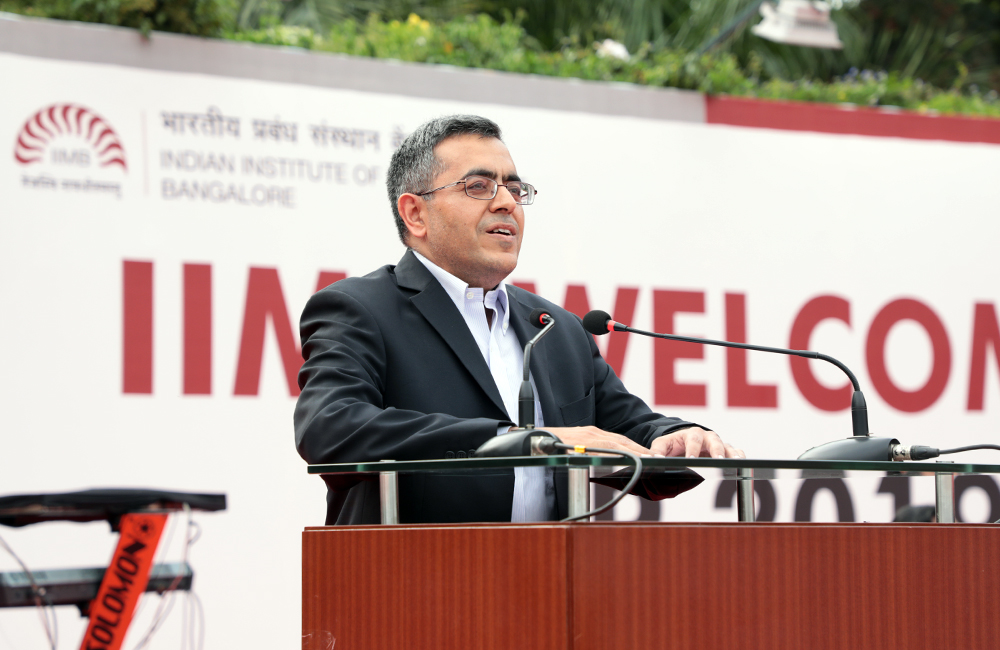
[519,309,555,429]
[474,309,645,520]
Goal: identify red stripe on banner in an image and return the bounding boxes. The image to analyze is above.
[968,303,1000,411]
[562,284,639,378]
[183,263,212,395]
[725,293,777,408]
[789,296,853,412]
[233,267,302,397]
[122,260,153,394]
[866,298,951,413]
[705,96,1000,145]
[653,289,706,407]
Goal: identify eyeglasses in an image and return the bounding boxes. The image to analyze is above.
[417,175,537,205]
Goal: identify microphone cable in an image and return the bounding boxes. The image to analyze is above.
[546,443,643,523]
[0,531,58,650]
[132,504,202,650]
[893,443,1000,523]
[892,443,1000,461]
[938,444,1000,455]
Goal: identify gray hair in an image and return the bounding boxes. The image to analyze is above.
[386,115,503,244]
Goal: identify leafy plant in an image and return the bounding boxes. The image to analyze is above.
[0,0,236,35]
[463,0,1000,93]
[232,0,475,31]
[226,12,1000,117]
[6,0,1000,118]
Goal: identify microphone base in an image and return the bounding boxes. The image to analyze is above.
[474,429,563,458]
[798,436,900,462]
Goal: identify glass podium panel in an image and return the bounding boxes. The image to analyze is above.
[308,457,1000,525]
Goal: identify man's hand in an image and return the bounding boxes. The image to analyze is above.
[544,426,654,456]
[649,427,745,459]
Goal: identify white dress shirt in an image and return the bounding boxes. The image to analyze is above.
[413,251,556,522]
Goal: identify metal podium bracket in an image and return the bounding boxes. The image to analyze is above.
[379,460,399,525]
[737,467,756,523]
[568,466,591,520]
[935,462,955,523]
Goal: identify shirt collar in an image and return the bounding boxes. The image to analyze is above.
[411,250,511,333]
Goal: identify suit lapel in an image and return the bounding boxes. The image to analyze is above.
[508,293,559,428]
[395,251,510,420]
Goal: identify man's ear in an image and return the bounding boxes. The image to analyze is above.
[398,193,427,242]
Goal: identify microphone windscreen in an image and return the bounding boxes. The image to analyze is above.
[528,308,551,329]
[582,310,612,336]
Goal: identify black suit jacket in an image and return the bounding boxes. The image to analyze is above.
[294,250,698,524]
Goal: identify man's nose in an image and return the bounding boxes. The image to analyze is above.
[490,184,517,212]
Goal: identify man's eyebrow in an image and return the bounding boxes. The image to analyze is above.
[462,168,522,183]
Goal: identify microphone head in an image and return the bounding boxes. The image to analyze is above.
[582,310,613,336]
[528,308,552,329]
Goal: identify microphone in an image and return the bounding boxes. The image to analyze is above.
[474,428,560,457]
[474,308,558,459]
[582,310,900,461]
[519,309,554,428]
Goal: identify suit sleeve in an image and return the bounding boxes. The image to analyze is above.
[583,320,706,448]
[294,288,510,465]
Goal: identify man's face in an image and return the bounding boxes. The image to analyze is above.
[415,134,524,290]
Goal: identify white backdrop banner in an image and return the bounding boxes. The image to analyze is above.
[2,19,1000,650]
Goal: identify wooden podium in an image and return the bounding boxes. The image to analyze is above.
[302,521,1000,649]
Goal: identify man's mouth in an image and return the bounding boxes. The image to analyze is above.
[486,226,516,237]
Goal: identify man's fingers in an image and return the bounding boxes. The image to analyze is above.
[548,426,742,460]
[726,443,746,459]
[650,433,683,457]
[652,427,739,460]
[683,429,704,458]
[705,431,728,459]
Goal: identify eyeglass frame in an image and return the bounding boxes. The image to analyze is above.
[415,175,537,205]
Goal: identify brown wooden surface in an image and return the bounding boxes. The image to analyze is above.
[302,525,571,650]
[303,523,1000,649]
[569,523,1000,650]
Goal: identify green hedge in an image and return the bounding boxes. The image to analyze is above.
[5,4,999,119]
[1,0,235,35]
[227,14,1000,118]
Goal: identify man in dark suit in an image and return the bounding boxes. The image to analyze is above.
[295,115,743,525]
